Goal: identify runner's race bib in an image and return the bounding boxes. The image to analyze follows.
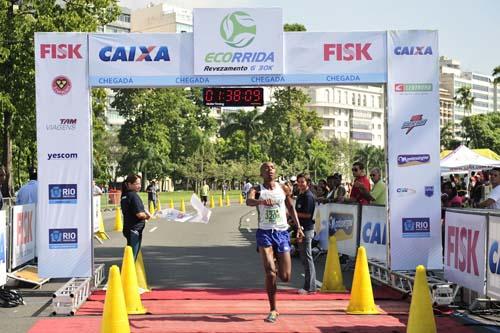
[264,207,280,224]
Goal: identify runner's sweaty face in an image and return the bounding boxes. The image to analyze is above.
[260,162,275,181]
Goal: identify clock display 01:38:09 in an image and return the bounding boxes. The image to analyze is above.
[203,88,264,107]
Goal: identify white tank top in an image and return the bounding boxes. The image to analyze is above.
[257,184,289,231]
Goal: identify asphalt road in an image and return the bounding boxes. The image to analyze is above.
[0,204,330,332]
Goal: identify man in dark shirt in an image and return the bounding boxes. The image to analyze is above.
[146,180,158,211]
[295,173,317,294]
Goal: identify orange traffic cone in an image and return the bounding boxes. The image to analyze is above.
[121,246,147,314]
[100,265,130,333]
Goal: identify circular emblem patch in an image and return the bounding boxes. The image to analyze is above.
[220,11,256,48]
[52,75,72,95]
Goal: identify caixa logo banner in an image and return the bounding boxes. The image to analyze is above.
[48,184,77,204]
[49,228,78,249]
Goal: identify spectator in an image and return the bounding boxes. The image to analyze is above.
[441,181,463,208]
[17,167,38,205]
[367,167,386,205]
[92,180,103,197]
[201,180,210,206]
[146,180,158,210]
[478,168,500,209]
[471,174,484,207]
[242,179,252,199]
[348,162,371,205]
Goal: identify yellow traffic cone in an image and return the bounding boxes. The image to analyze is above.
[114,207,123,232]
[135,250,151,293]
[239,193,244,205]
[121,246,147,314]
[157,196,162,211]
[180,199,186,213]
[149,201,155,215]
[346,246,380,314]
[100,265,130,333]
[96,210,110,240]
[218,195,223,207]
[169,199,174,209]
[226,195,231,207]
[407,265,436,333]
[320,236,346,292]
[210,195,215,208]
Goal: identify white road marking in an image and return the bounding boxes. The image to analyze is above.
[149,227,158,233]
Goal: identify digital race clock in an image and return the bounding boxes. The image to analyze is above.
[202,87,264,107]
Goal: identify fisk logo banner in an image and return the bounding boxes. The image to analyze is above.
[444,211,486,294]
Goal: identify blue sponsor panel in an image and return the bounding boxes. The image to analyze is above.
[425,186,434,197]
[89,73,387,88]
[402,217,430,238]
[49,228,78,249]
[362,221,386,245]
[48,184,77,204]
[0,232,5,263]
[397,154,430,167]
[489,241,500,274]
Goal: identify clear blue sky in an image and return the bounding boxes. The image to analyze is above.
[120,0,499,75]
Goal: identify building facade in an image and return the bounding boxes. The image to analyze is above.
[304,85,385,147]
[131,3,193,33]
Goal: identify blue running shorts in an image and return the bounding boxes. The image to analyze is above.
[256,229,291,253]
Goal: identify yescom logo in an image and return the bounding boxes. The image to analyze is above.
[220,11,256,48]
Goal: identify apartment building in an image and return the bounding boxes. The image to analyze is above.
[304,85,385,148]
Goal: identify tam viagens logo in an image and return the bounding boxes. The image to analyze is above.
[220,11,256,48]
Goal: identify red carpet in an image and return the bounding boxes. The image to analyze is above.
[28,288,476,333]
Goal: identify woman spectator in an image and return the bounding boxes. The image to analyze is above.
[121,174,152,260]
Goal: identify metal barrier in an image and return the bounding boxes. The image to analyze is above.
[52,264,105,315]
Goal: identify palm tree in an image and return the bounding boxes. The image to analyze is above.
[454,86,475,144]
[219,109,263,164]
[493,65,500,113]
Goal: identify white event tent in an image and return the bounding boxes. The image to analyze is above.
[440,145,500,174]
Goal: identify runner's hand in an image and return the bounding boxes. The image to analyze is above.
[296,228,305,240]
[260,198,274,206]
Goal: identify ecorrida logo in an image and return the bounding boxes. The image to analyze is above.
[52,75,72,95]
[220,11,256,48]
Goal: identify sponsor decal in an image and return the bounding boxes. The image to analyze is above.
[49,228,78,249]
[15,211,33,246]
[425,186,434,197]
[401,114,427,134]
[220,11,256,48]
[46,119,77,131]
[397,154,430,167]
[40,44,82,59]
[396,187,416,196]
[99,46,170,62]
[394,46,433,55]
[202,11,274,73]
[47,152,78,160]
[489,241,500,274]
[402,217,430,238]
[324,43,372,61]
[52,75,72,95]
[447,226,479,276]
[0,232,5,264]
[328,212,354,241]
[48,184,77,204]
[362,221,386,245]
[394,83,433,92]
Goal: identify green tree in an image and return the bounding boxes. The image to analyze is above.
[219,109,263,164]
[283,23,306,32]
[493,65,500,113]
[461,113,500,153]
[0,0,119,195]
[440,121,461,150]
[454,86,475,144]
[354,145,385,174]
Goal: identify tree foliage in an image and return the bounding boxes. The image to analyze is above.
[0,0,119,194]
[461,113,500,153]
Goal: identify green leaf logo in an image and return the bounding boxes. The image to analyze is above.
[220,11,256,48]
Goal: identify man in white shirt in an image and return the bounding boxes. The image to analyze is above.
[242,179,252,199]
[478,168,499,209]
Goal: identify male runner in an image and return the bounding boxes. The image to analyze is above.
[246,162,304,323]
